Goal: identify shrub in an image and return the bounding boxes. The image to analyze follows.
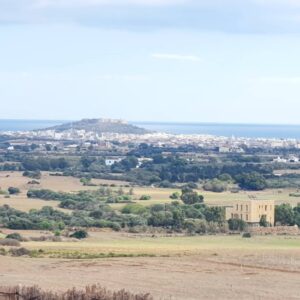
[169,192,180,199]
[0,284,153,300]
[203,179,227,193]
[259,215,269,227]
[242,232,252,238]
[139,195,151,200]
[23,170,41,179]
[0,238,21,247]
[6,233,23,241]
[0,248,6,256]
[9,247,30,257]
[70,230,88,240]
[228,218,247,231]
[8,187,20,195]
[180,189,204,205]
[0,189,8,195]
[236,172,267,191]
[121,204,147,215]
[27,180,40,185]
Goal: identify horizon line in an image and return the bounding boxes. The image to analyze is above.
[1,118,300,127]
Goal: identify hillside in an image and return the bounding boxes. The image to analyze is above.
[42,118,150,135]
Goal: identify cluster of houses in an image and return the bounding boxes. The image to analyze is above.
[273,156,300,163]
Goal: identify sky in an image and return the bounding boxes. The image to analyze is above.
[1,0,300,123]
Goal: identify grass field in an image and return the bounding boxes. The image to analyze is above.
[1,230,298,257]
[1,171,300,212]
[1,172,300,299]
[1,230,300,299]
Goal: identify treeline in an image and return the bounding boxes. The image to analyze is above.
[2,150,300,191]
[275,204,300,226]
[0,202,226,234]
[1,186,227,233]
[27,188,132,205]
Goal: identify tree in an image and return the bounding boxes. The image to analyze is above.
[139,195,151,200]
[293,204,300,227]
[236,172,267,191]
[45,144,52,151]
[218,173,232,182]
[170,192,180,199]
[8,187,20,195]
[70,230,88,239]
[203,179,227,193]
[275,204,294,225]
[259,215,268,227]
[228,218,247,231]
[180,189,204,205]
[120,156,139,171]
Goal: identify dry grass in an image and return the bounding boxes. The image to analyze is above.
[1,171,300,212]
[0,284,152,300]
[13,231,300,258]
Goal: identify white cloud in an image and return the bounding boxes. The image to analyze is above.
[151,53,202,62]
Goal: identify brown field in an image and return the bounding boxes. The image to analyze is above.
[1,172,300,299]
[0,171,128,212]
[0,232,300,299]
[1,171,300,212]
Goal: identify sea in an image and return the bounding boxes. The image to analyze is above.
[1,119,300,139]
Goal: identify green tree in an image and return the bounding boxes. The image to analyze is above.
[70,230,88,239]
[8,187,20,195]
[259,215,268,227]
[228,218,247,231]
[180,189,204,205]
[236,172,267,191]
[170,192,180,199]
[275,204,294,225]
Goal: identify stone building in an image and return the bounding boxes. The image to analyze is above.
[225,199,275,226]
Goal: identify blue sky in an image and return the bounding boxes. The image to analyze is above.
[1,0,300,123]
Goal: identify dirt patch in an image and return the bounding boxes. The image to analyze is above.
[0,251,300,300]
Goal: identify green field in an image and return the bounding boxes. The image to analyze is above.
[10,231,300,258]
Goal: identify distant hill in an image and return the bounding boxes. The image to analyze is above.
[42,118,150,135]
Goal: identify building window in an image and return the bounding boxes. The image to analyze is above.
[246,205,248,211]
[246,214,248,221]
[236,204,238,210]
[265,205,267,211]
[240,214,243,220]
[241,205,243,211]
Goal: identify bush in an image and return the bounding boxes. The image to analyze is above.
[203,179,227,193]
[6,233,23,241]
[23,170,41,179]
[121,204,147,215]
[139,195,151,200]
[242,232,251,238]
[236,172,267,191]
[169,192,180,200]
[0,238,21,247]
[9,247,30,256]
[0,284,153,300]
[259,215,269,227]
[180,189,204,205]
[0,189,8,195]
[28,180,40,185]
[275,203,294,225]
[228,218,247,231]
[8,187,20,195]
[70,230,88,240]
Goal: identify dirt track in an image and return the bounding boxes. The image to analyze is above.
[1,253,300,300]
